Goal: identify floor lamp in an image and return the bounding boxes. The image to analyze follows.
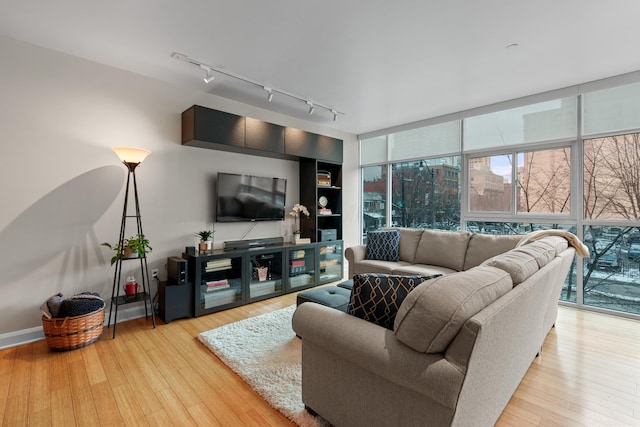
[107,147,156,338]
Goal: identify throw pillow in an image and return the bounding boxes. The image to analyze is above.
[348,273,441,329]
[365,230,400,261]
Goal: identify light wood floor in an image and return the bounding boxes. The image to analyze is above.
[1,292,639,426]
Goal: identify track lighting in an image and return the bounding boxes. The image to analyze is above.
[173,52,344,120]
[264,86,274,102]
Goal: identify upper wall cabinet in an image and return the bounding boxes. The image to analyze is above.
[182,105,342,162]
[284,127,343,163]
[245,117,285,154]
[182,105,245,150]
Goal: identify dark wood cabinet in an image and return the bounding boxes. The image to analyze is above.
[184,241,342,316]
[299,159,343,242]
[245,117,285,154]
[182,105,341,162]
[284,127,342,162]
[182,105,245,150]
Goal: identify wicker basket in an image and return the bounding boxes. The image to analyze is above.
[42,306,105,351]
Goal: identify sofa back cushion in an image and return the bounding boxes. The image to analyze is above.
[394,266,512,353]
[532,235,569,256]
[394,228,425,263]
[348,273,441,330]
[513,240,556,268]
[414,230,472,271]
[463,233,522,270]
[482,249,539,285]
[365,230,400,261]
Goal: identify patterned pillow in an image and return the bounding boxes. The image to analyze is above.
[348,273,441,329]
[365,230,400,261]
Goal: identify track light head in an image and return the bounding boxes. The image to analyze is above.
[331,109,338,121]
[307,101,315,115]
[200,64,215,83]
[264,86,273,102]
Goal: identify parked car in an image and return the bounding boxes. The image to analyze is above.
[628,242,640,262]
[588,250,620,272]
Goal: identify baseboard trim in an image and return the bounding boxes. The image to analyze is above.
[0,305,152,350]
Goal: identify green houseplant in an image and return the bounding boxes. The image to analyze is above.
[195,230,215,251]
[102,234,152,265]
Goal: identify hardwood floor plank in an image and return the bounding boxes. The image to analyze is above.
[1,294,639,427]
[28,341,51,415]
[90,380,124,426]
[49,386,75,427]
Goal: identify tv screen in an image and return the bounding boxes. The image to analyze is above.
[216,173,287,222]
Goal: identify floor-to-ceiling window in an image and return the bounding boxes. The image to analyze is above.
[359,77,640,318]
[579,81,640,315]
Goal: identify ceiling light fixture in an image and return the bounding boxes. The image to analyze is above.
[171,52,344,120]
[200,64,215,83]
[264,86,274,102]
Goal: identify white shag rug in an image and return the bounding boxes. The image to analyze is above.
[198,305,323,427]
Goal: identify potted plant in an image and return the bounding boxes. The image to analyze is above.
[289,204,310,243]
[102,234,152,265]
[195,230,215,251]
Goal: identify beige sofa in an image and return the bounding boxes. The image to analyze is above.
[292,231,580,427]
[345,228,523,278]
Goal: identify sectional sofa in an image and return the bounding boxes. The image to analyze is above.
[292,229,585,427]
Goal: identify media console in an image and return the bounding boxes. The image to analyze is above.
[183,240,344,317]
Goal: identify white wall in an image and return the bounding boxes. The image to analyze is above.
[0,36,359,346]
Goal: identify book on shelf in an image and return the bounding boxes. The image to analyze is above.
[291,250,305,259]
[205,284,230,291]
[205,258,232,272]
[290,265,307,275]
[204,279,230,291]
[318,208,332,215]
[205,278,229,287]
[290,260,305,268]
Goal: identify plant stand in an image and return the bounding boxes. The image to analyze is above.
[107,159,156,338]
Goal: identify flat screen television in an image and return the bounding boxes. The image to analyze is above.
[215,172,287,222]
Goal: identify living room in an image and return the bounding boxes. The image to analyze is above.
[2,2,640,426]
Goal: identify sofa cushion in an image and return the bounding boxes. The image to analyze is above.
[395,228,425,263]
[514,240,556,268]
[462,233,522,270]
[348,273,440,330]
[482,250,539,285]
[414,230,472,271]
[536,235,569,256]
[365,230,400,261]
[352,260,407,276]
[392,264,457,277]
[394,266,513,353]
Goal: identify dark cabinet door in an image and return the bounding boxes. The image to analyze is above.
[245,117,284,154]
[182,105,245,149]
[285,128,343,162]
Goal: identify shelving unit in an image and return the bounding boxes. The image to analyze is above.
[318,241,344,285]
[247,248,285,301]
[285,243,317,292]
[184,241,342,316]
[190,253,244,317]
[300,159,343,242]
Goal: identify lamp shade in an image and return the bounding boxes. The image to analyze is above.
[112,147,151,164]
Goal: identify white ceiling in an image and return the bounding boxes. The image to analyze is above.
[3,1,640,136]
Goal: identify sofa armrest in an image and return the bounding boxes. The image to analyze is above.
[292,303,464,409]
[345,245,366,278]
